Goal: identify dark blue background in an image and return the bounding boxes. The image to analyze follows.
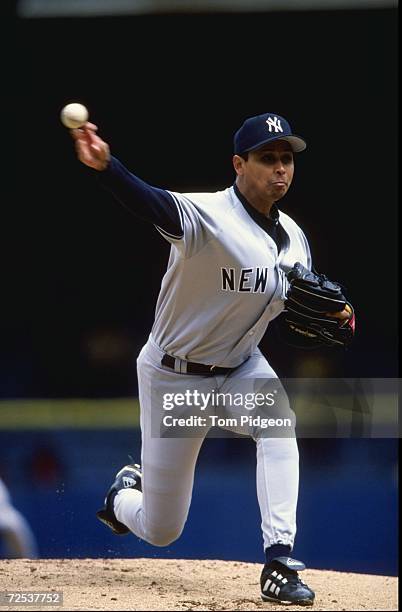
[0,430,397,575]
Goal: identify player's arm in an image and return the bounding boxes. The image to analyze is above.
[70,123,183,237]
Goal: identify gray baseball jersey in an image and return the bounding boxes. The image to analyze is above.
[152,185,311,367]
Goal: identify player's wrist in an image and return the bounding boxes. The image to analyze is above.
[96,151,111,172]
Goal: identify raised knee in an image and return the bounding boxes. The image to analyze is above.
[145,526,184,547]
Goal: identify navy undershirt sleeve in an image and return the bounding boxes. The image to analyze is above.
[96,156,183,237]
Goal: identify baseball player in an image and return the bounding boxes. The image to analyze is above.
[70,112,353,605]
[0,478,38,558]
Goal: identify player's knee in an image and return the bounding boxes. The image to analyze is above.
[145,525,184,547]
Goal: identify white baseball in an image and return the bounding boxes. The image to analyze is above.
[60,103,89,129]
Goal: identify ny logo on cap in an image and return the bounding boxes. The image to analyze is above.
[266,116,283,133]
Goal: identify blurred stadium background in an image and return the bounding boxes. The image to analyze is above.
[1,0,397,575]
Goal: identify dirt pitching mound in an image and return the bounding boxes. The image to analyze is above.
[0,558,397,611]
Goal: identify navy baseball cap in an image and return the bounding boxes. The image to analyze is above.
[234,113,307,155]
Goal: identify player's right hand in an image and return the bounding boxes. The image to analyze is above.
[70,122,111,171]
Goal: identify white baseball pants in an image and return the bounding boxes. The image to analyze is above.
[114,335,299,551]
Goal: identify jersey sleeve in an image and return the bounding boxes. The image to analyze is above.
[96,156,183,238]
[159,191,215,259]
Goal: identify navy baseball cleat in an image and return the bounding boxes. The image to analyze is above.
[260,557,315,606]
[96,463,142,535]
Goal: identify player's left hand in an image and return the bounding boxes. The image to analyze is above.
[282,263,355,348]
[327,303,353,320]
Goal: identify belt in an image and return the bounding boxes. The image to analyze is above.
[161,353,237,376]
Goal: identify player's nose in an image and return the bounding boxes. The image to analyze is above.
[271,156,286,173]
[275,163,286,174]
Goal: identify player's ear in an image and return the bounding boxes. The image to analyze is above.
[233,154,246,176]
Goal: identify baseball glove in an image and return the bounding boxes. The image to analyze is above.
[281,262,355,349]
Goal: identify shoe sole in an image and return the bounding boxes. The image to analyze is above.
[96,464,142,536]
[96,509,129,535]
[261,593,314,606]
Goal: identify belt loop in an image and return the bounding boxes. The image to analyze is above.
[174,357,188,374]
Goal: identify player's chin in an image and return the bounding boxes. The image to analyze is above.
[270,183,288,198]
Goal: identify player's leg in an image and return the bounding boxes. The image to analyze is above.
[113,338,212,546]
[114,432,206,547]
[255,435,299,550]
[222,350,299,550]
[220,352,314,604]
